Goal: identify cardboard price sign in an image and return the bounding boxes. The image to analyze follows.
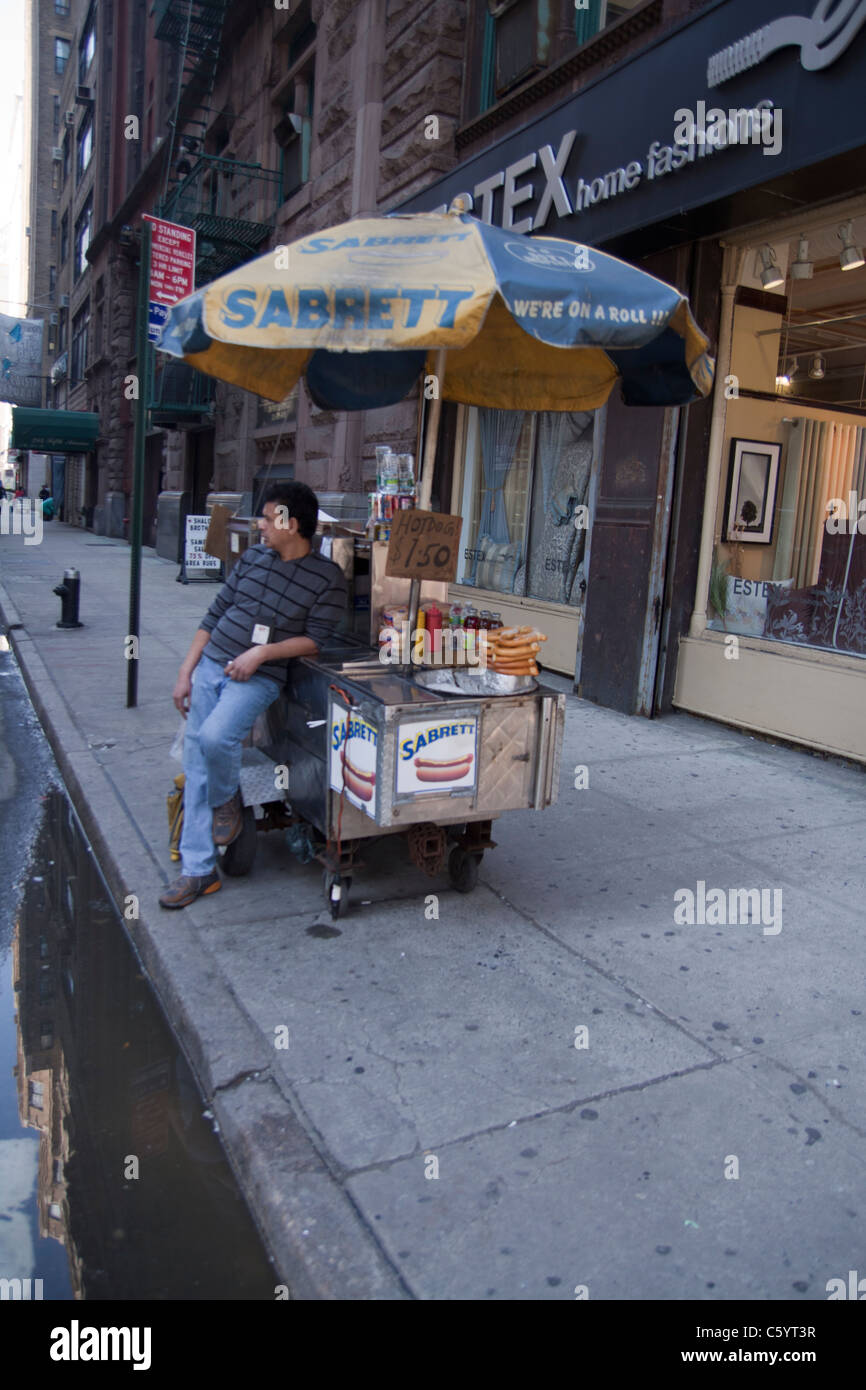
[384,510,462,582]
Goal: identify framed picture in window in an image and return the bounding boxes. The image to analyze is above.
[723,439,781,544]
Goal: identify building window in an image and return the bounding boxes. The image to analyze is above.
[29,1080,45,1110]
[574,0,605,46]
[60,211,69,264]
[708,216,866,659]
[470,1,640,118]
[62,130,71,185]
[53,94,61,136]
[273,2,315,205]
[71,299,90,384]
[74,196,92,280]
[55,0,70,14]
[49,266,57,297]
[456,407,596,603]
[54,37,70,75]
[276,74,314,203]
[51,209,58,239]
[77,111,93,181]
[49,1202,63,1220]
[57,307,67,352]
[42,1026,55,1049]
[79,7,96,85]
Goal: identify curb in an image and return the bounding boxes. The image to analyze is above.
[0,575,408,1300]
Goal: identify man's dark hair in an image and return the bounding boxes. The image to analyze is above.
[261,481,319,539]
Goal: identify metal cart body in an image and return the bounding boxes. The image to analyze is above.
[230,638,566,916]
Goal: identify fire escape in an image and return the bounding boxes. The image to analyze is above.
[150,0,282,426]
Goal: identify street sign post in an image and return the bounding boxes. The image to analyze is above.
[142,216,196,344]
[128,216,197,707]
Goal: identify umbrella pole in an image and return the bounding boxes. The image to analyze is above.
[401,349,446,672]
[417,347,446,513]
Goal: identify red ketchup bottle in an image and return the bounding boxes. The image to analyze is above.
[425,603,442,661]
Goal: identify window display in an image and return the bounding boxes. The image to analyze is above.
[457,406,596,605]
[709,213,866,658]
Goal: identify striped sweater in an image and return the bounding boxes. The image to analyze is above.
[200,543,347,683]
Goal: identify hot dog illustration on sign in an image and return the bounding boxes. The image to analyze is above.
[396,718,478,795]
[330,703,378,818]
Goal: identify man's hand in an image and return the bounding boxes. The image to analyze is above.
[225,648,264,682]
[173,671,192,718]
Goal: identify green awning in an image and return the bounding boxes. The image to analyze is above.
[10,407,100,454]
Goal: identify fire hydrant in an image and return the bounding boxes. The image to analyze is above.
[53,568,83,628]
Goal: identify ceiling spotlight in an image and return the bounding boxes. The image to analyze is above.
[758,244,784,290]
[838,221,865,271]
[776,357,797,388]
[790,235,813,279]
[809,354,826,379]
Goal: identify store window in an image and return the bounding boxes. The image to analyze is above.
[55,37,70,75]
[79,7,96,86]
[77,111,93,181]
[456,407,596,603]
[74,195,92,280]
[70,299,90,384]
[709,213,866,658]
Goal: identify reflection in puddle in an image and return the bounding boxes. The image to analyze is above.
[9,790,277,1299]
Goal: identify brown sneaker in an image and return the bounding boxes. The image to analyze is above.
[212,790,243,846]
[159,869,221,909]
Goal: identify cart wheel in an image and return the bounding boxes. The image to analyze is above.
[448,846,479,893]
[221,806,258,877]
[324,871,352,920]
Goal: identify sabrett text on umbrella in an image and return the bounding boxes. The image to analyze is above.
[299,233,474,252]
[219,285,475,331]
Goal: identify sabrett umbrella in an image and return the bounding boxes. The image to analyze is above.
[157,205,714,509]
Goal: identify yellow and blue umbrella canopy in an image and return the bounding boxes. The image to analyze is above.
[157,210,713,411]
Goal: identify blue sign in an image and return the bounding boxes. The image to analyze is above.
[148,302,169,344]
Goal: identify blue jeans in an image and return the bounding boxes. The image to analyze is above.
[180,654,281,877]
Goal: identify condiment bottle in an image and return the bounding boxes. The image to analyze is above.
[425,603,442,659]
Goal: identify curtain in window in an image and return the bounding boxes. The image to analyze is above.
[478,407,524,544]
[574,0,603,46]
[522,411,595,604]
[773,418,827,588]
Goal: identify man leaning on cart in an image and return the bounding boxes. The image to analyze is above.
[160,481,347,909]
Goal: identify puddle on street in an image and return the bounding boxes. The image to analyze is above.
[1,789,278,1299]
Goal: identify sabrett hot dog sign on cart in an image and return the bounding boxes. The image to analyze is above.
[396,717,478,795]
[330,702,378,818]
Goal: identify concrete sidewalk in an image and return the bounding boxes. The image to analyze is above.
[1,522,864,1301]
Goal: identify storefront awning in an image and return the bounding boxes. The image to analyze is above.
[10,407,100,454]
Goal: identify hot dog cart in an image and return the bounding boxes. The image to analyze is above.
[224,634,565,918]
[158,205,713,918]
